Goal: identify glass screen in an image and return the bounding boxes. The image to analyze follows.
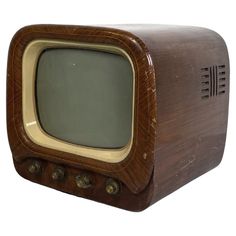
[36,48,133,149]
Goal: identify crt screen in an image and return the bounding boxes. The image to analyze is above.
[36,48,133,148]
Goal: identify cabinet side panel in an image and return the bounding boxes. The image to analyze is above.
[156,27,229,202]
[122,25,229,203]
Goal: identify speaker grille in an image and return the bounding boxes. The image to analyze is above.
[201,65,226,99]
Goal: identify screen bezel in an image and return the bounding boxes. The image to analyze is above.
[22,39,135,163]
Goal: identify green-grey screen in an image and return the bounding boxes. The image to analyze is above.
[36,48,133,148]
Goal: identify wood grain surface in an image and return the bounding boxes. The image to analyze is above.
[7,24,229,211]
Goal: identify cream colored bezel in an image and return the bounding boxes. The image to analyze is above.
[22,40,135,163]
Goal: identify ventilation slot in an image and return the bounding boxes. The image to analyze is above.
[201,65,226,99]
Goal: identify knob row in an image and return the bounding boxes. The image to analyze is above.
[27,160,120,195]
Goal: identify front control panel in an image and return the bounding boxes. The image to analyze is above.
[12,158,153,211]
[14,158,153,211]
[24,158,121,195]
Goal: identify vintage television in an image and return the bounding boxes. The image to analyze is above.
[7,24,229,211]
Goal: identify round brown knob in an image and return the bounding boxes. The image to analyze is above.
[105,179,120,195]
[28,160,41,174]
[75,174,92,189]
[52,167,65,181]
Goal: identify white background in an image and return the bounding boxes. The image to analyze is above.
[0,0,235,235]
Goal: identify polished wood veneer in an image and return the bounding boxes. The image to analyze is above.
[7,24,229,211]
